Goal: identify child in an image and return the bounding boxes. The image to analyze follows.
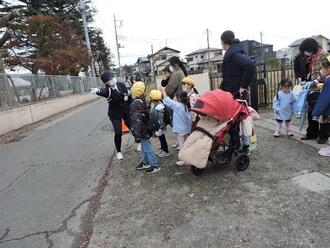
[312,52,330,156]
[130,82,160,174]
[149,90,170,158]
[273,78,296,137]
[160,87,192,166]
[182,77,200,130]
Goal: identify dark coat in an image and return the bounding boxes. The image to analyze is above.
[220,43,256,98]
[130,97,152,142]
[96,82,132,119]
[313,77,330,119]
[294,53,311,81]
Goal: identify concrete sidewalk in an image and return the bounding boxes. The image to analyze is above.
[88,113,330,248]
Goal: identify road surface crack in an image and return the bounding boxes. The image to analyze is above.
[0,227,10,241]
[0,168,32,195]
[0,198,91,245]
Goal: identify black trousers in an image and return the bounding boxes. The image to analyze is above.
[110,110,131,152]
[158,134,169,153]
[306,111,320,138]
[306,111,330,140]
[319,123,330,140]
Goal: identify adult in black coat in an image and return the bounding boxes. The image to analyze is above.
[293,38,326,143]
[90,71,132,160]
[220,30,256,99]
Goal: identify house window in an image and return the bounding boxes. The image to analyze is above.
[187,57,193,62]
[264,48,269,53]
[160,55,167,60]
[201,55,204,59]
[195,56,198,58]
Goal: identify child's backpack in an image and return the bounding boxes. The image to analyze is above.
[163,104,172,126]
[148,107,162,132]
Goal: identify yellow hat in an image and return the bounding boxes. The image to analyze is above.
[149,90,162,101]
[182,77,195,86]
[131,81,145,97]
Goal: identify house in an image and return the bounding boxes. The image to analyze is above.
[289,35,330,59]
[186,48,223,71]
[136,57,151,75]
[150,47,180,75]
[240,40,274,64]
[276,48,290,60]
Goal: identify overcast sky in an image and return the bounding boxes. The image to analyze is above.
[93,0,330,66]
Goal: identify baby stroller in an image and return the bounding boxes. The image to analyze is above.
[178,89,250,175]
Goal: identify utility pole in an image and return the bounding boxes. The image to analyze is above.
[260,31,264,64]
[114,14,123,80]
[79,0,96,77]
[207,28,211,69]
[151,45,156,84]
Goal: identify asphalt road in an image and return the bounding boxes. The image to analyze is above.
[0,100,114,248]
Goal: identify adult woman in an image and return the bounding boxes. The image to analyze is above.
[220,30,256,155]
[90,71,132,160]
[294,38,326,143]
[220,30,256,99]
[165,56,188,99]
[161,66,172,87]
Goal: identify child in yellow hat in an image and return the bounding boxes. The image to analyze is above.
[130,82,160,174]
[149,90,170,158]
[182,77,200,130]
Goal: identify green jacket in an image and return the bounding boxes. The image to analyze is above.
[165,69,185,98]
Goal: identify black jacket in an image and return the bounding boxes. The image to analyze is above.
[294,53,311,82]
[130,97,152,141]
[220,43,256,98]
[96,82,132,119]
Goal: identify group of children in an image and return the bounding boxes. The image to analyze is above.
[273,52,330,156]
[129,76,199,174]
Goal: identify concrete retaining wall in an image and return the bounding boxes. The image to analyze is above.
[0,94,97,135]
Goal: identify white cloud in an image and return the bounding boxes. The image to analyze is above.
[93,0,330,65]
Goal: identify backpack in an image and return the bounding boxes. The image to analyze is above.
[162,103,172,126]
[148,107,162,132]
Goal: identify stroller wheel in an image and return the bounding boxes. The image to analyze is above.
[191,166,205,176]
[235,154,250,171]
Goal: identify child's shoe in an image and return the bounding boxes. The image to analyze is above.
[158,150,170,158]
[176,160,185,166]
[287,131,294,137]
[136,162,151,170]
[146,167,161,174]
[273,131,281,138]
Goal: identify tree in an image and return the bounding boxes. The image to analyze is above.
[0,0,95,74]
[26,14,90,76]
[267,53,280,69]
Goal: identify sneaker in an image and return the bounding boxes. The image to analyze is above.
[158,150,170,158]
[147,167,161,174]
[116,152,124,160]
[273,131,281,138]
[242,145,250,156]
[136,162,151,170]
[136,143,141,152]
[287,132,294,137]
[176,160,185,166]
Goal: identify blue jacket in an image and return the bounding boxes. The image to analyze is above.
[273,91,295,121]
[163,97,192,135]
[220,43,256,98]
[312,77,330,118]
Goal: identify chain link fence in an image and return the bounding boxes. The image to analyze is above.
[0,73,102,110]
